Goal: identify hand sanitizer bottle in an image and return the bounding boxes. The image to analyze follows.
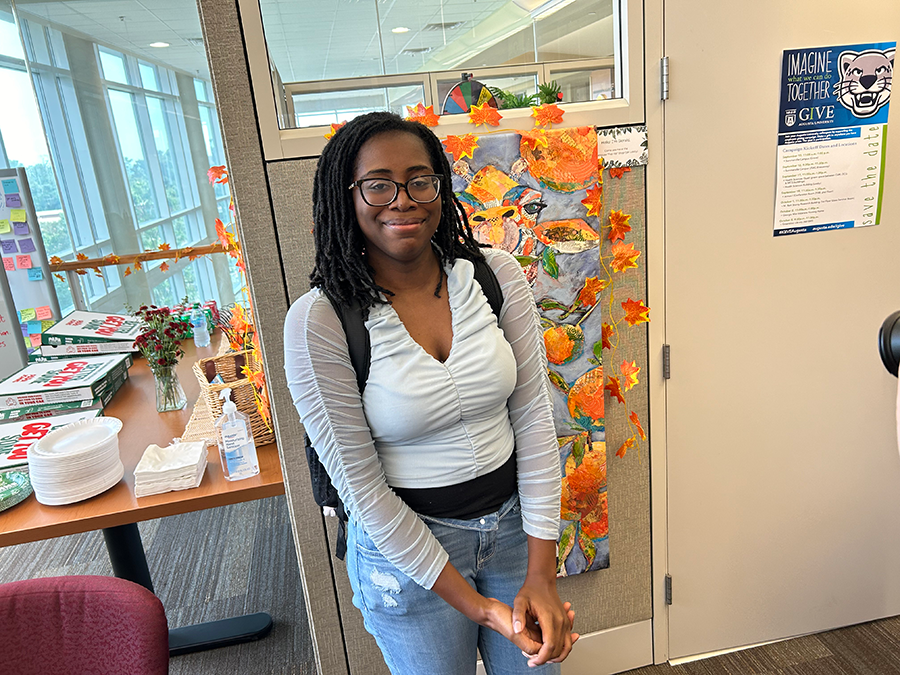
[215,388,259,481]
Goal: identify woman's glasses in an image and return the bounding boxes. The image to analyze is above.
[349,175,441,207]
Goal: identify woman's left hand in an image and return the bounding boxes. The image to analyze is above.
[513,580,578,666]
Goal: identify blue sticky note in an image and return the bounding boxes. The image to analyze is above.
[27,320,41,335]
[18,237,35,253]
[0,239,16,254]
[27,267,43,281]
[12,222,28,236]
[1,179,17,194]
[5,194,21,208]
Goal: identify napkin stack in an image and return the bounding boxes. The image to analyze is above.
[134,441,208,498]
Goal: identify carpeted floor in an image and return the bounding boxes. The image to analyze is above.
[0,495,316,675]
[623,615,900,675]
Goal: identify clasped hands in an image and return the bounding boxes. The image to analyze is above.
[486,579,579,667]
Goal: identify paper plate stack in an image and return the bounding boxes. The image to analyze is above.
[29,417,124,506]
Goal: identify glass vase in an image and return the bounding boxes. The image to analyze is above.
[154,365,187,412]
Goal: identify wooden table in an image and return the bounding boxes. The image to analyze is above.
[0,341,285,654]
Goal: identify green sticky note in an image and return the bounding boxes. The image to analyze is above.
[19,308,36,321]
[9,209,26,223]
[0,220,9,234]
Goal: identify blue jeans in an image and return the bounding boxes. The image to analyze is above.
[346,493,562,675]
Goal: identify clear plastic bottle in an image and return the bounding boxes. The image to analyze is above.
[190,302,210,348]
[215,388,259,481]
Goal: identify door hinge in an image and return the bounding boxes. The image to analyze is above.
[665,574,673,605]
[660,56,669,100]
[662,344,671,379]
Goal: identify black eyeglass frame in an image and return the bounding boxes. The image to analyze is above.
[348,175,442,206]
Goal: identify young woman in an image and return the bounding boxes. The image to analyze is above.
[284,112,577,674]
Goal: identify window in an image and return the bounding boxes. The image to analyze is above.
[260,0,621,130]
[1,9,237,315]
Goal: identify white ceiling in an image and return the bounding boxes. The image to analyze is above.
[11,0,613,84]
[15,0,211,78]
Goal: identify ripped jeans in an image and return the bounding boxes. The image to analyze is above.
[345,493,561,675]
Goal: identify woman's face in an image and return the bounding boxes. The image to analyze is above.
[351,131,442,272]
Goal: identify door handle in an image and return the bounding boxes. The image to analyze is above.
[878,310,900,377]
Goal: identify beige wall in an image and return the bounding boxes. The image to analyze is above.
[196,1,652,671]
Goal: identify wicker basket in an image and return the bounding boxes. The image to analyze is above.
[192,349,275,446]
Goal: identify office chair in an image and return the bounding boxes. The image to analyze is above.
[0,575,169,674]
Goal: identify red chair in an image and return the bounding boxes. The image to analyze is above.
[0,575,169,675]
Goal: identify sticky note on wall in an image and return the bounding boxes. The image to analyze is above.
[19,308,35,321]
[1,240,16,254]
[0,220,9,234]
[2,257,13,271]
[5,194,21,208]
[26,320,41,335]
[9,209,26,223]
[1,179,17,194]
[27,268,43,281]
[12,222,28,236]
[15,254,31,269]
[35,306,52,321]
[18,237,35,253]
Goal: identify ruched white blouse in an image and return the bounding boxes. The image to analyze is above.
[283,248,561,589]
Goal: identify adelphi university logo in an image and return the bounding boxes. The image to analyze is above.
[784,109,797,127]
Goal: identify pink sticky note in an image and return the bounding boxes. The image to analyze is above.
[5,194,21,208]
[2,257,13,271]
[29,334,42,348]
[15,254,31,269]
[35,305,52,320]
[12,222,28,236]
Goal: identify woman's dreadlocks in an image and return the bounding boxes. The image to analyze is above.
[309,111,484,310]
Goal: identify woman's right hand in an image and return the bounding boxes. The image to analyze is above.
[482,597,543,655]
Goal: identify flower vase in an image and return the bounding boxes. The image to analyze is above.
[154,365,187,412]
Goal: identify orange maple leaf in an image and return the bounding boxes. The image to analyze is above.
[158,243,171,251]
[123,267,132,277]
[468,102,502,127]
[620,359,641,391]
[581,183,603,217]
[133,259,143,271]
[442,134,479,161]
[621,298,650,326]
[159,261,170,272]
[207,165,228,184]
[531,103,565,127]
[601,323,614,350]
[629,411,646,440]
[75,252,89,261]
[53,273,64,281]
[103,254,120,265]
[93,267,102,277]
[75,269,87,275]
[214,218,228,246]
[616,435,637,458]
[578,276,605,307]
[610,241,641,273]
[607,210,632,243]
[406,103,440,127]
[520,128,549,151]
[49,255,64,265]
[324,121,346,140]
[604,376,625,404]
[609,166,631,179]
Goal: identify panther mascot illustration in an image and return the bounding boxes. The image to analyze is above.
[833,48,894,118]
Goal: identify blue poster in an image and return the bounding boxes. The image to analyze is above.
[774,42,895,237]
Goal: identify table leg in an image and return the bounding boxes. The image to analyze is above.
[101,523,273,656]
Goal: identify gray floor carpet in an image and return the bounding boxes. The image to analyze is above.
[0,495,316,675]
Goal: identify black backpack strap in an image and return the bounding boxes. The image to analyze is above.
[323,291,370,394]
[472,256,503,320]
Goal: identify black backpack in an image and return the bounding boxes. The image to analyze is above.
[304,257,504,560]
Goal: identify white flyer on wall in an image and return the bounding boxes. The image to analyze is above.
[773,42,895,237]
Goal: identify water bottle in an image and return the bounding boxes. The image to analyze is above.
[191,302,211,348]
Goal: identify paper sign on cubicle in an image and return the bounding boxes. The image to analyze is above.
[774,41,895,237]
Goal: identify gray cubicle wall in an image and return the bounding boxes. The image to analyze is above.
[195,1,651,672]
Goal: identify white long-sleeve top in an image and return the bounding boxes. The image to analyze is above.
[283,248,561,589]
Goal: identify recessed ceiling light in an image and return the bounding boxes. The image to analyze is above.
[391,26,410,34]
[149,42,170,48]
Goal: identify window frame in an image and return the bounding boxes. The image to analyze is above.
[238,0,644,160]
